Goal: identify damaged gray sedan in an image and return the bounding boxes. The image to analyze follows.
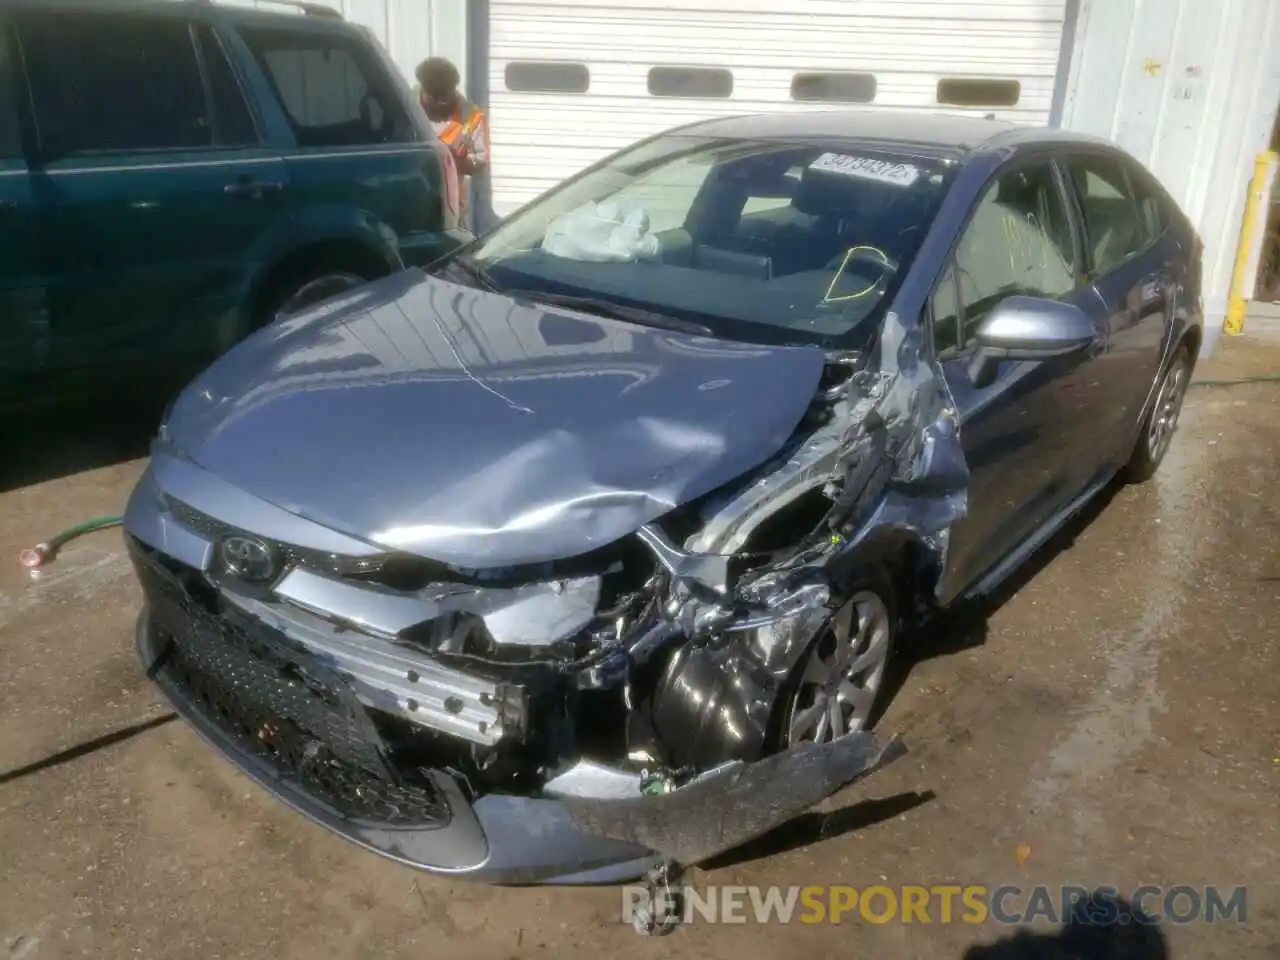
[124,111,1201,884]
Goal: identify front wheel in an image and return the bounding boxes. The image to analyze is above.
[1123,344,1192,483]
[781,571,897,747]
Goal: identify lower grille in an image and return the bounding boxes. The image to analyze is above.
[132,540,451,828]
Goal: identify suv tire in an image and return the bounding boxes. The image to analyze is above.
[260,270,372,326]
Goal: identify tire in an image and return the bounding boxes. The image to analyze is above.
[257,269,371,328]
[1123,343,1192,484]
[776,565,898,748]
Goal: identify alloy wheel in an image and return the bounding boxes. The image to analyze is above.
[785,590,893,745]
[1147,358,1189,463]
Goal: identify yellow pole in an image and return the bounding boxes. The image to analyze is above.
[1224,151,1278,336]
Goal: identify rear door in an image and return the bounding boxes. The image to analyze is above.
[931,157,1107,599]
[234,21,461,268]
[1061,150,1169,461]
[0,18,49,411]
[15,8,291,392]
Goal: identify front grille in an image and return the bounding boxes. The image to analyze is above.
[133,540,451,828]
[165,498,388,579]
[163,496,647,593]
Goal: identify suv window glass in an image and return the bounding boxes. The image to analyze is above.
[0,26,21,159]
[238,27,413,147]
[196,25,257,147]
[19,13,211,155]
[952,162,1076,348]
[1066,155,1145,274]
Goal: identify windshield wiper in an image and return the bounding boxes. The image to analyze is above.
[506,291,713,336]
[437,256,499,291]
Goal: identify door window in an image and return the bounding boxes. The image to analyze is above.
[238,27,413,147]
[934,162,1077,353]
[1125,164,1167,248]
[1065,155,1146,274]
[195,25,258,147]
[19,13,212,155]
[930,262,961,355]
[0,25,21,159]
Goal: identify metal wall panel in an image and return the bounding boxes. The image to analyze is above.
[215,0,468,86]
[1060,0,1280,351]
[488,0,1070,213]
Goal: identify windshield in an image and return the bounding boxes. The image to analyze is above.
[444,134,953,347]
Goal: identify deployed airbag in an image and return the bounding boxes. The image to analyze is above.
[543,201,664,262]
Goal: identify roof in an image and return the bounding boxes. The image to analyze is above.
[0,0,344,25]
[678,109,1113,156]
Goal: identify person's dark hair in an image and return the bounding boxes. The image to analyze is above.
[416,57,460,98]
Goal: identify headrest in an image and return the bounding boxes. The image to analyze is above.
[791,168,864,218]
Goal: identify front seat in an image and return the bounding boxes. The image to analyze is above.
[779,168,863,275]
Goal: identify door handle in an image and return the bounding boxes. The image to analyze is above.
[0,199,16,213]
[224,179,285,198]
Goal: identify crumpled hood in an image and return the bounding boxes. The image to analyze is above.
[164,270,827,567]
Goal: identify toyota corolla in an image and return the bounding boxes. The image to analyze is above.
[123,111,1200,885]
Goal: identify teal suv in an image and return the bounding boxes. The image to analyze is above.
[0,0,469,414]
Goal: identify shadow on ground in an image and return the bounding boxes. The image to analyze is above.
[704,789,937,870]
[0,397,164,493]
[963,894,1170,959]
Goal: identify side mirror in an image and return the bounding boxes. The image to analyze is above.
[967,296,1096,389]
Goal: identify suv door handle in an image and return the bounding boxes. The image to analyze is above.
[0,200,16,213]
[224,179,285,198]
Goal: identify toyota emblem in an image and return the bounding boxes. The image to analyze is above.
[217,535,280,583]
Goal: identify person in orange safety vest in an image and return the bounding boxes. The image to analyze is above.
[415,57,489,231]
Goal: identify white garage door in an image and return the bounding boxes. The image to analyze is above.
[488,0,1069,215]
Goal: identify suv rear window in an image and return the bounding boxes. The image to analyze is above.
[18,12,212,155]
[237,26,413,148]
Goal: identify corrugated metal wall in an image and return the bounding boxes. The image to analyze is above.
[1060,0,1280,350]
[216,0,468,86]
[487,0,1070,212]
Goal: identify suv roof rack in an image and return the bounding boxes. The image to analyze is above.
[193,0,344,20]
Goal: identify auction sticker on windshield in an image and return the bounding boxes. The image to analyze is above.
[809,153,921,187]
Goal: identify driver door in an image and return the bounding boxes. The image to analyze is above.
[932,157,1107,601]
[0,19,50,412]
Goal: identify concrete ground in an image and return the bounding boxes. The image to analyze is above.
[1,339,1277,959]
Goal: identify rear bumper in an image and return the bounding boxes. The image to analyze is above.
[136,610,660,885]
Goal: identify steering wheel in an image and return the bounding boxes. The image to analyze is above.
[821,244,899,303]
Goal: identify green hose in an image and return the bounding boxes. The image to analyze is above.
[45,515,124,550]
[19,515,124,569]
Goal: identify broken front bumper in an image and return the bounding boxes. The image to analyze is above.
[136,610,662,885]
[137,608,904,882]
[126,455,907,884]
